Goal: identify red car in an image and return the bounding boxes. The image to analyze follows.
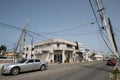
[107,59,116,66]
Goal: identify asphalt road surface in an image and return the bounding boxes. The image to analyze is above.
[0,61,114,80]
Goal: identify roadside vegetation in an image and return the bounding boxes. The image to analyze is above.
[110,67,120,80]
[0,45,7,56]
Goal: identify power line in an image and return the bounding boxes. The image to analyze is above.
[0,21,96,39]
[0,22,23,31]
[29,21,95,34]
[45,31,97,37]
[0,22,50,40]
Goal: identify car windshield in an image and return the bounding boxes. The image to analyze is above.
[18,59,27,63]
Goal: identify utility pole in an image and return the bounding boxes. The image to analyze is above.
[96,0,119,58]
[13,19,28,62]
[29,35,33,58]
[108,17,119,54]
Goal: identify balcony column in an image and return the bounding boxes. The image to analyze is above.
[69,52,73,63]
[62,50,65,63]
[51,53,54,63]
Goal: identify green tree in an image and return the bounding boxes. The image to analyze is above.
[0,45,7,56]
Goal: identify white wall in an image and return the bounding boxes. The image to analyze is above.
[94,54,103,60]
[23,45,36,59]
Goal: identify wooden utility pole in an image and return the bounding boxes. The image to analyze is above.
[96,0,119,58]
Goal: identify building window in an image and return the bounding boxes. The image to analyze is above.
[32,48,34,51]
[67,44,72,48]
[47,44,50,46]
[31,54,33,58]
[57,44,60,48]
[25,54,28,58]
[26,47,29,51]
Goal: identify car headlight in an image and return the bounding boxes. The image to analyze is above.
[3,65,10,69]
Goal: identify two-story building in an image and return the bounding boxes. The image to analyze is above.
[34,38,78,63]
[23,38,89,63]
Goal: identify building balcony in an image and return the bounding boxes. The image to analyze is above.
[53,47,74,51]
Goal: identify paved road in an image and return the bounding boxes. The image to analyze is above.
[0,61,114,80]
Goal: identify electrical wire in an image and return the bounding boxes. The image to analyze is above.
[0,22,50,40]
[0,21,98,43]
[28,21,95,34]
[45,31,97,37]
[0,23,23,31]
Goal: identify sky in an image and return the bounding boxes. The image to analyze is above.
[0,0,120,54]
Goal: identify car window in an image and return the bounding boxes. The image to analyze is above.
[19,59,27,63]
[28,59,34,63]
[35,59,40,62]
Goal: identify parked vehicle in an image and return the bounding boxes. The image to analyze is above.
[0,56,7,59]
[106,59,116,66]
[1,58,48,75]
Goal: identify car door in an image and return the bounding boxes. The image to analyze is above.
[24,59,35,71]
[34,59,41,70]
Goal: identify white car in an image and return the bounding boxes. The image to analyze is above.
[1,58,48,75]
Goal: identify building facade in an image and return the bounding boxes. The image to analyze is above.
[23,45,36,59]
[82,49,93,61]
[23,38,97,63]
[34,38,84,63]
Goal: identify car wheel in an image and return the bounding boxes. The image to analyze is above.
[11,67,20,75]
[40,65,46,71]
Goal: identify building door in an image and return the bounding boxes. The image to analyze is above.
[65,51,73,63]
[54,54,62,63]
